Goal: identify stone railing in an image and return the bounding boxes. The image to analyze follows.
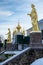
[0,47,31,65]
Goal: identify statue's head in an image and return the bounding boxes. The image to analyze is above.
[31,4,35,8]
[8,28,10,31]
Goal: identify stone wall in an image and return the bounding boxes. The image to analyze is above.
[5,48,43,65]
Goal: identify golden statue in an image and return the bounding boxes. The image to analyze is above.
[13,28,17,35]
[27,4,39,31]
[22,28,25,35]
[16,22,21,32]
[6,28,11,43]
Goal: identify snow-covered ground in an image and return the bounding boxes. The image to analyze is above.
[31,58,43,65]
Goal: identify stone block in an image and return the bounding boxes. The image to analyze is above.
[30,31,42,47]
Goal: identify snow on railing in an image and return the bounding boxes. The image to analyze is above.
[0,50,6,55]
[0,47,31,65]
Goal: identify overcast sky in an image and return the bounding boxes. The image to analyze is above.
[0,0,43,38]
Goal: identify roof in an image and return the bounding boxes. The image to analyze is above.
[39,19,43,23]
[27,19,43,31]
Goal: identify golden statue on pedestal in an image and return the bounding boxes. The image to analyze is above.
[27,4,39,31]
[7,28,11,43]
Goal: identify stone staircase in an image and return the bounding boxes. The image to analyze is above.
[0,47,31,65]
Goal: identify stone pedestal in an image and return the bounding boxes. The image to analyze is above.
[30,31,42,48]
[6,43,12,50]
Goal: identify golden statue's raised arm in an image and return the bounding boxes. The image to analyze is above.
[27,14,31,17]
[27,4,39,31]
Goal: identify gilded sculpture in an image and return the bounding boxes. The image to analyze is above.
[6,28,11,43]
[28,4,39,31]
[16,22,21,32]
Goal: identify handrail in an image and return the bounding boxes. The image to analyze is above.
[0,50,6,55]
[0,47,31,65]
